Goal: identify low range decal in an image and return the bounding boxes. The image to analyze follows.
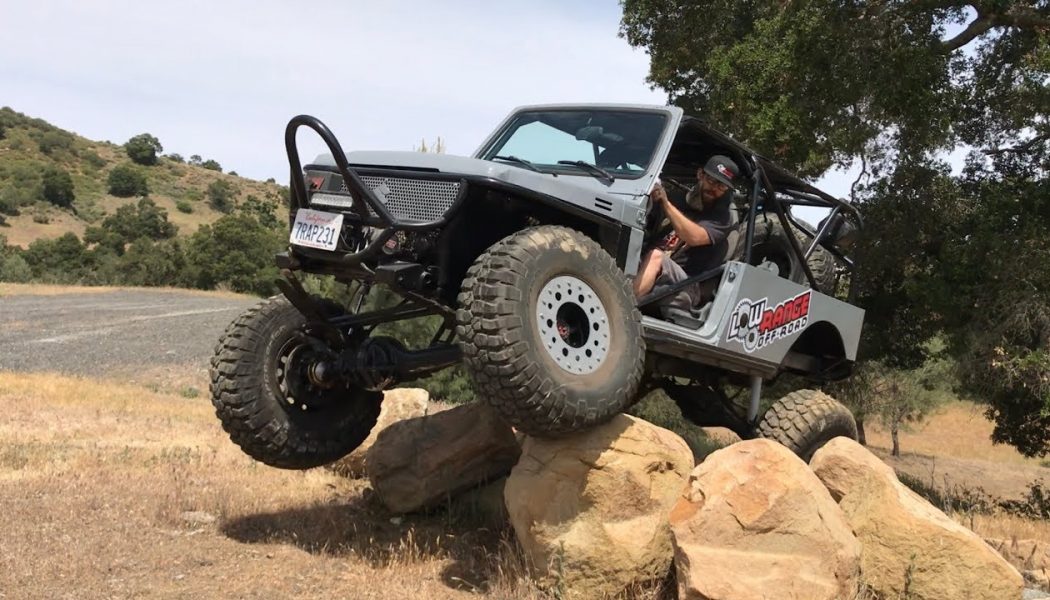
[726,290,811,353]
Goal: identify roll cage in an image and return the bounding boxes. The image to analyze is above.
[636,116,863,310]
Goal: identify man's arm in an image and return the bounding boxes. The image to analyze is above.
[653,187,712,247]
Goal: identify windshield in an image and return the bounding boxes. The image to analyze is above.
[482,109,668,179]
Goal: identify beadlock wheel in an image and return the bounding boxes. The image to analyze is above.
[536,275,611,375]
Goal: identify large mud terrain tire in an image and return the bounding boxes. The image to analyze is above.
[741,214,837,293]
[757,389,857,461]
[210,296,382,469]
[457,226,645,437]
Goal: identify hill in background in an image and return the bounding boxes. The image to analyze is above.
[0,107,286,248]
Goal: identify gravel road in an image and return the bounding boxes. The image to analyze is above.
[0,289,257,377]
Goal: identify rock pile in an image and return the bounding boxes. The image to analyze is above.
[331,395,1031,599]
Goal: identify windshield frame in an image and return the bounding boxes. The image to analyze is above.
[475,106,674,181]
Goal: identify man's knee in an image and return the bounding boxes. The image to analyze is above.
[644,248,664,268]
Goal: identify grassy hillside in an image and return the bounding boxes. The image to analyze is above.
[0,107,286,248]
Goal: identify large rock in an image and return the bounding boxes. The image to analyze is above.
[811,437,1024,600]
[986,538,1050,591]
[504,414,693,599]
[367,402,520,513]
[670,438,861,600]
[328,387,430,477]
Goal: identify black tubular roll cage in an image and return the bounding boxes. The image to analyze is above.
[638,124,864,309]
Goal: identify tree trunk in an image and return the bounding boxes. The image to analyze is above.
[891,421,900,457]
[856,418,867,445]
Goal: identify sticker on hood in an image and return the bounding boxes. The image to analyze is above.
[726,290,811,353]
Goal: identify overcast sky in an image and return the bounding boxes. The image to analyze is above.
[2,0,864,203]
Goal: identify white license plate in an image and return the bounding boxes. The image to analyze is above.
[290,208,344,251]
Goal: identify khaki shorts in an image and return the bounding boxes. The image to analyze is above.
[654,254,703,311]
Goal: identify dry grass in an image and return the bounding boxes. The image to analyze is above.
[963,512,1050,542]
[865,400,1048,468]
[0,209,87,247]
[0,282,252,299]
[0,372,543,599]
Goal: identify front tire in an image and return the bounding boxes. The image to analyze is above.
[210,296,382,469]
[757,389,857,461]
[456,226,645,437]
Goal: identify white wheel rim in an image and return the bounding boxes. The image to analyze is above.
[535,275,610,375]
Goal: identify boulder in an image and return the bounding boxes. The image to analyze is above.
[670,438,861,600]
[986,538,1050,591]
[328,387,430,477]
[811,437,1024,600]
[367,402,520,513]
[504,415,693,599]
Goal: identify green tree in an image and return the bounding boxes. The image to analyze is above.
[201,159,222,172]
[107,163,149,197]
[21,233,91,282]
[118,238,186,287]
[41,166,75,208]
[182,213,284,295]
[207,179,236,213]
[621,0,1050,455]
[124,133,163,166]
[0,254,33,283]
[237,194,279,229]
[84,197,177,255]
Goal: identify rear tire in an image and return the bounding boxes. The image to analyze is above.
[757,389,857,461]
[456,226,645,437]
[742,214,836,294]
[210,296,383,469]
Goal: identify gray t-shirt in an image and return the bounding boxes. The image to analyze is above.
[654,187,734,277]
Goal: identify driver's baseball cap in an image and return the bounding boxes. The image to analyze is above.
[703,155,740,188]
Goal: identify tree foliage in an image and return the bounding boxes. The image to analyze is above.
[207,179,237,213]
[84,197,176,254]
[124,133,163,166]
[107,163,149,197]
[622,0,1050,455]
[41,166,75,208]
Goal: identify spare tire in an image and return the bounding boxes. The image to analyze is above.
[736,213,836,294]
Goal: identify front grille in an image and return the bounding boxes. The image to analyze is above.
[309,174,460,224]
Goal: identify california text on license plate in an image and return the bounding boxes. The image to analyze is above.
[290,208,344,251]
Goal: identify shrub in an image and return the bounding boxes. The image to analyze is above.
[41,167,75,208]
[166,153,184,163]
[0,254,32,282]
[124,133,163,166]
[207,179,236,213]
[36,130,74,155]
[82,150,106,169]
[175,199,193,213]
[201,159,222,172]
[107,163,149,197]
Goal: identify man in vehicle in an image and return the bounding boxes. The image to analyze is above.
[632,155,740,309]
